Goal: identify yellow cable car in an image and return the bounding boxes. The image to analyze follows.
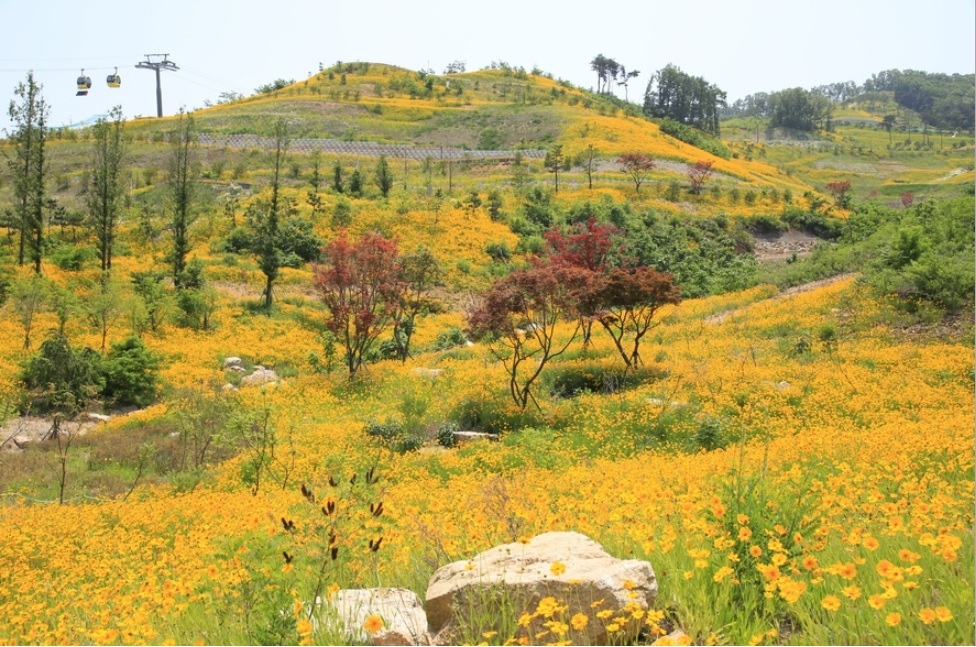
[106,68,121,88]
[76,70,92,96]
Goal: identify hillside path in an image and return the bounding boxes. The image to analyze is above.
[704,273,858,325]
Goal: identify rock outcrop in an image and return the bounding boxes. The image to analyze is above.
[425,531,657,645]
[321,588,429,646]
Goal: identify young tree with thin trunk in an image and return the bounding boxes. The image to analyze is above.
[617,152,655,192]
[375,154,393,198]
[583,144,598,190]
[87,106,126,272]
[687,160,715,196]
[169,111,196,289]
[544,217,624,348]
[256,119,288,309]
[597,267,681,369]
[882,114,896,144]
[467,264,592,410]
[314,231,402,379]
[826,180,853,209]
[392,247,441,362]
[7,72,49,274]
[10,275,49,350]
[544,144,563,193]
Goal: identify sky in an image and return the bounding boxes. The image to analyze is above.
[1,0,973,132]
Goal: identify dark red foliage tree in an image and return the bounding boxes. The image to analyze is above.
[467,264,593,410]
[826,180,853,209]
[314,231,402,378]
[543,216,625,347]
[617,152,656,192]
[687,160,715,195]
[597,267,681,368]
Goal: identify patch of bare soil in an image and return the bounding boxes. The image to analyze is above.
[1,416,97,452]
[752,230,824,263]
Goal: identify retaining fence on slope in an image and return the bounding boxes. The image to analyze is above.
[195,133,546,160]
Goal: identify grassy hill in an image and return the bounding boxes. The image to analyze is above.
[0,61,972,646]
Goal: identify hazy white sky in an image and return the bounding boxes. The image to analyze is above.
[1,0,973,131]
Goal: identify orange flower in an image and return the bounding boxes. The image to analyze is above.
[935,606,953,623]
[363,615,384,635]
[885,612,901,626]
[867,594,886,610]
[841,585,862,601]
[898,549,920,563]
[837,562,857,580]
[918,608,937,625]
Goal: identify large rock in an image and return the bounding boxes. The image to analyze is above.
[240,366,279,387]
[410,368,444,380]
[320,588,429,646]
[222,356,245,370]
[426,531,656,645]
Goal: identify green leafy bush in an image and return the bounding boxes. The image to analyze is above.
[658,118,732,159]
[101,337,162,407]
[20,334,103,414]
[51,245,96,271]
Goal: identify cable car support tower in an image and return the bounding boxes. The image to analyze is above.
[135,54,179,118]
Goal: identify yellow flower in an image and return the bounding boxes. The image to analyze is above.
[867,594,886,610]
[820,595,841,611]
[570,613,589,632]
[749,545,763,558]
[363,615,384,635]
[935,606,953,623]
[841,585,862,601]
[737,514,750,525]
[296,618,313,637]
[885,612,901,626]
[327,582,341,601]
[739,527,753,541]
[863,536,880,551]
[550,562,566,577]
[713,566,734,583]
[918,608,937,625]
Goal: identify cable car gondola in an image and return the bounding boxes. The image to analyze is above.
[106,68,121,88]
[76,70,92,96]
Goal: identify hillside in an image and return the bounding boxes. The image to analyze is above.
[0,61,973,647]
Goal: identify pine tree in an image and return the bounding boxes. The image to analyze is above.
[7,72,49,274]
[169,111,196,288]
[87,106,126,272]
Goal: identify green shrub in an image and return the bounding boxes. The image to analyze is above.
[20,334,103,414]
[484,242,512,262]
[658,118,732,159]
[430,326,468,351]
[101,337,162,407]
[51,245,96,271]
[544,364,664,398]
